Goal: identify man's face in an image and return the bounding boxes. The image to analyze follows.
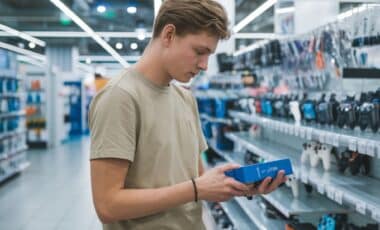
[164,32,218,83]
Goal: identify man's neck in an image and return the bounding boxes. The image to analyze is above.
[134,43,172,87]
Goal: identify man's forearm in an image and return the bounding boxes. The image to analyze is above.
[102,180,195,223]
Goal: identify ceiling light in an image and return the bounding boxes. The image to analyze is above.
[276,6,295,14]
[130,42,138,50]
[97,5,106,13]
[18,43,24,48]
[86,58,92,64]
[337,4,379,20]
[17,55,45,67]
[50,0,129,67]
[127,6,137,14]
[154,0,162,17]
[0,41,46,62]
[115,42,123,50]
[233,0,277,33]
[137,34,145,41]
[0,23,46,47]
[28,42,36,49]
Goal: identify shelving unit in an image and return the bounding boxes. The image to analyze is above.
[229,111,380,158]
[200,113,233,125]
[0,48,29,183]
[25,68,48,148]
[220,199,258,230]
[223,132,380,223]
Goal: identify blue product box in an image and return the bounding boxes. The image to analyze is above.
[225,158,293,184]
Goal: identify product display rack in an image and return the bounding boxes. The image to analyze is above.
[0,50,29,183]
[25,68,48,148]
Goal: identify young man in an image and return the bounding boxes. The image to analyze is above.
[89,0,287,229]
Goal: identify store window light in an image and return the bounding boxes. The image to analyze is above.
[97,5,106,13]
[28,42,36,49]
[115,42,123,50]
[130,42,138,50]
[127,6,137,14]
[86,58,92,64]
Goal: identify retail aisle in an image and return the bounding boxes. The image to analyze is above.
[0,137,102,230]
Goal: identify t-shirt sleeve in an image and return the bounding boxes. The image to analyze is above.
[89,86,138,162]
[190,94,208,154]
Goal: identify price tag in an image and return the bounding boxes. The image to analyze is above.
[366,142,376,157]
[333,135,340,147]
[275,122,280,131]
[371,209,380,222]
[306,128,313,140]
[348,138,357,151]
[319,132,325,143]
[289,126,294,135]
[284,125,290,134]
[301,174,308,184]
[327,188,335,200]
[356,201,366,215]
[327,134,334,145]
[300,128,306,139]
[335,190,343,205]
[377,143,380,159]
[317,184,325,195]
[358,140,367,154]
[294,126,300,137]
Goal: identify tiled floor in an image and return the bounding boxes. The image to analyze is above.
[0,136,102,230]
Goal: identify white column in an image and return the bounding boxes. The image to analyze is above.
[207,0,235,75]
[294,0,339,34]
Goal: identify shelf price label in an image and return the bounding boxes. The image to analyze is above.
[348,138,357,151]
[371,208,380,223]
[301,174,308,184]
[356,201,366,215]
[306,128,313,140]
[318,132,325,143]
[333,135,340,147]
[294,126,300,137]
[300,128,306,139]
[377,143,380,159]
[317,184,325,195]
[327,187,335,200]
[366,142,376,157]
[289,126,294,135]
[358,141,367,154]
[334,190,343,205]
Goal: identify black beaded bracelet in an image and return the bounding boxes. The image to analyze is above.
[191,178,198,202]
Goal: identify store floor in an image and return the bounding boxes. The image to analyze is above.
[0,137,215,230]
[0,137,102,230]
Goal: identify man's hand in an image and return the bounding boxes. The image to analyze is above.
[245,170,287,197]
[195,163,251,202]
[195,164,288,202]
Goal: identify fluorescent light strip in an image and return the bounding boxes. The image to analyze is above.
[50,0,129,67]
[0,24,46,47]
[17,55,45,67]
[233,0,277,33]
[275,6,295,14]
[154,0,162,17]
[0,41,46,62]
[79,55,140,62]
[337,3,379,20]
[0,31,153,38]
[233,40,269,57]
[233,33,282,39]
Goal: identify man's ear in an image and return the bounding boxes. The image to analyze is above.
[160,24,176,47]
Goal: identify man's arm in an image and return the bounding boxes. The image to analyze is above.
[199,157,205,176]
[91,158,254,224]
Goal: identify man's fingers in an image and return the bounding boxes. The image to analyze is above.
[267,170,286,192]
[219,163,241,172]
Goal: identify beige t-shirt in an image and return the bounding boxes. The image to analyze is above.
[89,68,208,230]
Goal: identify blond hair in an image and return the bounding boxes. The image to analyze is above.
[153,0,230,39]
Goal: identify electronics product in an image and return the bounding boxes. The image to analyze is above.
[310,143,334,170]
[301,141,318,165]
[285,174,299,197]
[337,96,357,129]
[333,150,370,176]
[225,158,293,184]
[290,101,301,125]
[302,99,317,122]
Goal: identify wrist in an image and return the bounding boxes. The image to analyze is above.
[194,177,205,201]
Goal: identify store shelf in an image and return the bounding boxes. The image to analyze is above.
[225,131,380,223]
[200,113,233,125]
[220,199,258,230]
[0,161,30,184]
[26,102,45,106]
[194,89,248,100]
[0,110,26,119]
[0,129,26,140]
[27,141,48,149]
[229,111,380,158]
[0,92,25,98]
[0,147,28,161]
[234,197,286,230]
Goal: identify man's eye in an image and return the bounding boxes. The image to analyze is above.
[195,50,206,55]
